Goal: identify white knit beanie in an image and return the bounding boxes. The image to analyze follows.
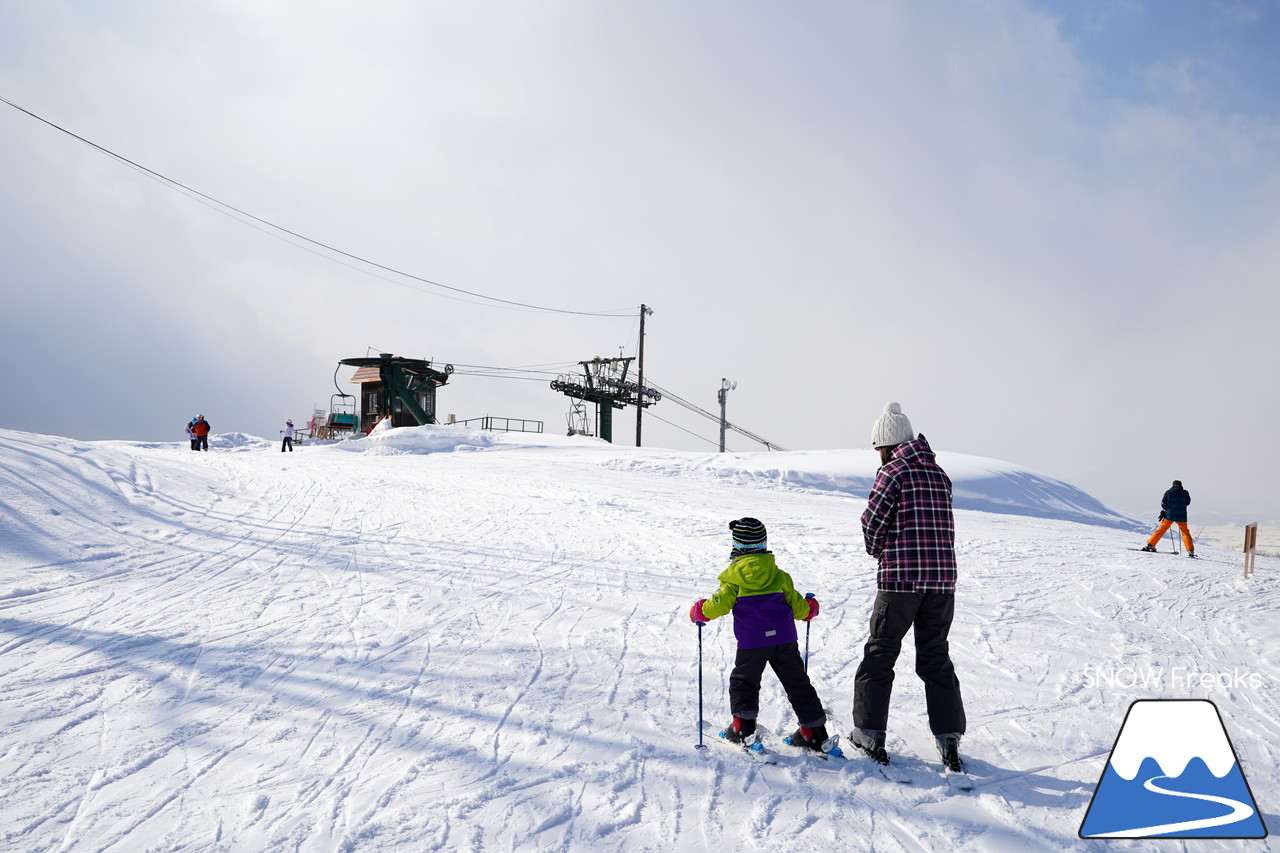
[870,401,915,448]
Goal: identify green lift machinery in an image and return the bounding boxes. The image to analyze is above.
[551,356,660,443]
[340,353,454,431]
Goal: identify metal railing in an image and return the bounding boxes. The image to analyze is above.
[452,416,544,434]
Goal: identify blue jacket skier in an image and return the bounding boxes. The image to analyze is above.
[1141,480,1195,556]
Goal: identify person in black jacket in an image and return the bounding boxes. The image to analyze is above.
[1141,480,1195,557]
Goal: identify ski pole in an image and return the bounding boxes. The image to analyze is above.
[803,593,815,672]
[695,622,707,751]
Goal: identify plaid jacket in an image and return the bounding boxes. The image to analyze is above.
[861,434,957,593]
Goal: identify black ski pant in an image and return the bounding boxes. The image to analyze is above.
[853,591,966,735]
[282,437,293,452]
[729,641,825,728]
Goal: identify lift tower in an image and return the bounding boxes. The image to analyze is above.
[551,357,660,444]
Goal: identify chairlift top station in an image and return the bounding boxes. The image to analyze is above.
[339,354,453,433]
[314,352,662,444]
[314,338,779,451]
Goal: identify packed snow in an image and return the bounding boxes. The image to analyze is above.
[0,425,1275,852]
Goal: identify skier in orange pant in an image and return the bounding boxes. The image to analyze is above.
[1141,480,1195,557]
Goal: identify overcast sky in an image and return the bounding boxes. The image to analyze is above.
[1,0,1276,525]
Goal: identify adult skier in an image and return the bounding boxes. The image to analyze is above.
[192,415,211,451]
[850,402,966,772]
[1140,479,1195,557]
[280,419,295,453]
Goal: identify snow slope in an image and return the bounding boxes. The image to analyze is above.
[0,425,1275,852]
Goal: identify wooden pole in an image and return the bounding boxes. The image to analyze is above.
[1244,523,1258,579]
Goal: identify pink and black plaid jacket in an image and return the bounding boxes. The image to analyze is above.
[860,434,957,593]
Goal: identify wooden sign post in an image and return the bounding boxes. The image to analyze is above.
[1243,523,1258,579]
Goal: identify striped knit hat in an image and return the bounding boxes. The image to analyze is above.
[729,517,768,552]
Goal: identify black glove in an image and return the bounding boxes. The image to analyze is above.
[1158,510,1167,521]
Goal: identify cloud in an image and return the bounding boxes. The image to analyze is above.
[0,0,1277,521]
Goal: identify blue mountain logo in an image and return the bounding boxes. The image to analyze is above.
[1080,699,1267,838]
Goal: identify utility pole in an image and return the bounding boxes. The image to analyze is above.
[636,304,653,446]
[718,378,736,452]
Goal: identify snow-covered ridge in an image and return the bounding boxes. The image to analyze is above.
[603,449,1140,531]
[316,425,1141,530]
[2,424,1139,530]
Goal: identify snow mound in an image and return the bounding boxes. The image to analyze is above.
[317,424,612,456]
[309,426,1137,529]
[210,432,274,451]
[321,424,502,455]
[605,447,1142,531]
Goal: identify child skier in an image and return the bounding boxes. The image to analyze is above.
[688,517,831,752]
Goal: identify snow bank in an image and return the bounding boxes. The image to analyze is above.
[603,445,1141,531]
[318,425,1139,529]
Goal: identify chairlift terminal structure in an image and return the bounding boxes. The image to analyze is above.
[340,354,454,433]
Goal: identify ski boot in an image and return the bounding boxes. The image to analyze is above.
[1140,544,1157,552]
[849,728,889,765]
[786,725,841,756]
[935,732,963,772]
[1187,549,1196,558]
[722,717,757,745]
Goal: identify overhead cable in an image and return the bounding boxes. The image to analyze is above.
[0,94,635,317]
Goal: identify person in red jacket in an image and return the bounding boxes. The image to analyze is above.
[850,402,966,772]
[192,415,211,451]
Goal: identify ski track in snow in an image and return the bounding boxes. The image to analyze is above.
[0,427,1276,852]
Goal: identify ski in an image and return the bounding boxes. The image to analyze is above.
[941,763,974,791]
[935,737,974,791]
[871,758,913,784]
[780,732,846,761]
[848,740,911,783]
[709,729,778,764]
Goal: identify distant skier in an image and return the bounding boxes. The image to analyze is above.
[688,517,830,752]
[1140,480,1195,557]
[851,402,966,772]
[185,417,198,451]
[192,415,211,451]
[280,419,295,453]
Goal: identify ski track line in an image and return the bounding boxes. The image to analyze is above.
[342,642,435,842]
[74,739,247,853]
